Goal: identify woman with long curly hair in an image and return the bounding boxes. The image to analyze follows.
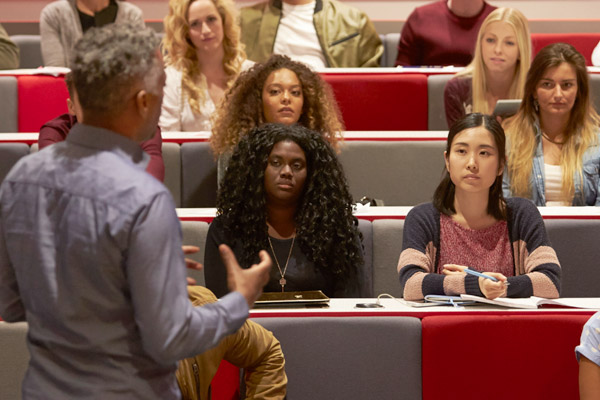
[160,0,252,131]
[503,42,600,206]
[210,54,343,157]
[204,123,363,298]
[444,7,531,127]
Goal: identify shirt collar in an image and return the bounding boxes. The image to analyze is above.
[67,123,150,171]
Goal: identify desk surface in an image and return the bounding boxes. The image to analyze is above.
[249,297,600,319]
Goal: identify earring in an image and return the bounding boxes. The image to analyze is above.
[533,99,539,113]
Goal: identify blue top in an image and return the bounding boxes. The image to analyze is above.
[576,311,600,366]
[0,124,248,399]
[503,122,600,206]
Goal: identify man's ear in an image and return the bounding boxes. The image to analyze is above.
[66,98,74,115]
[135,89,149,117]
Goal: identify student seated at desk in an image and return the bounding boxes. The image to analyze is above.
[576,312,600,400]
[398,113,561,301]
[204,123,364,298]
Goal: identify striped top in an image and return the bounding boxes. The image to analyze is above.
[398,197,561,301]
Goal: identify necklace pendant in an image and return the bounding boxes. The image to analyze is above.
[279,277,286,287]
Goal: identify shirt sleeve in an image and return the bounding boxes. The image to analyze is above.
[576,312,600,365]
[506,198,561,299]
[0,189,26,322]
[203,218,231,298]
[0,24,19,70]
[398,204,483,300]
[40,6,67,67]
[357,12,383,67]
[394,12,419,66]
[444,77,467,128]
[159,68,183,132]
[140,127,165,182]
[127,193,248,364]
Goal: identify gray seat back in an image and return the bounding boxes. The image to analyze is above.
[180,142,218,207]
[384,32,400,67]
[162,142,181,207]
[590,73,600,115]
[255,316,421,400]
[181,221,209,287]
[372,219,404,297]
[544,219,600,297]
[10,35,43,68]
[0,76,18,132]
[339,140,446,206]
[427,74,453,130]
[0,322,29,400]
[0,143,30,184]
[357,219,373,297]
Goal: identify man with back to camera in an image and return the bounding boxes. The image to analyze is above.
[395,0,496,67]
[240,0,383,69]
[0,24,271,399]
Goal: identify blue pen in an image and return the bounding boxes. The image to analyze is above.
[464,268,510,285]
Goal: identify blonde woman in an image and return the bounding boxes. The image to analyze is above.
[503,42,600,206]
[160,0,252,131]
[444,7,531,127]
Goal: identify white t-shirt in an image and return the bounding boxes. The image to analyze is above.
[592,40,600,67]
[544,163,569,206]
[273,1,327,69]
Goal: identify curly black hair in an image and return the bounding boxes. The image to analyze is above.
[217,123,362,283]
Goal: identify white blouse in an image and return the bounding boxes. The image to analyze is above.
[544,163,569,206]
[159,60,254,132]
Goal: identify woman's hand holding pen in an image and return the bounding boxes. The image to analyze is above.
[478,272,508,299]
[443,264,508,299]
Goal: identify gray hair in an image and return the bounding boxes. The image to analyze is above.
[70,24,161,116]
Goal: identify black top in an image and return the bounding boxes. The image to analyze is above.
[203,216,361,298]
[77,0,118,33]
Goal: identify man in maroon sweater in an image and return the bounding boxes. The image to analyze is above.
[39,73,165,181]
[395,0,496,67]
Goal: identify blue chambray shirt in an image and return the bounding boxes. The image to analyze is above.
[503,122,600,206]
[0,124,248,400]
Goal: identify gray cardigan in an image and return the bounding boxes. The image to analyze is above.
[40,0,145,67]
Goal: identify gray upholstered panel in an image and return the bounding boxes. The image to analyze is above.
[10,35,43,68]
[255,316,421,400]
[378,34,387,67]
[372,219,404,298]
[162,142,181,207]
[357,219,373,297]
[181,221,209,287]
[0,143,30,184]
[0,76,18,133]
[544,219,600,297]
[590,73,600,115]
[427,74,453,130]
[180,142,218,207]
[339,140,445,206]
[384,32,400,68]
[0,322,29,400]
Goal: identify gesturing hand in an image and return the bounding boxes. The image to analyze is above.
[220,244,271,308]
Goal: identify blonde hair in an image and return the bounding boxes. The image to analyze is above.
[457,7,531,114]
[162,0,246,114]
[505,42,600,202]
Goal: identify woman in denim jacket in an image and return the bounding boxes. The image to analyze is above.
[503,43,600,206]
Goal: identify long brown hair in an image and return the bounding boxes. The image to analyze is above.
[505,42,600,201]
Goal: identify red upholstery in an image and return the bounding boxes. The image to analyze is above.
[421,314,589,400]
[531,33,600,65]
[17,75,68,133]
[320,73,428,131]
[211,360,240,400]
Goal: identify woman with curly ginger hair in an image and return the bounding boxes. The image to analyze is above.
[160,0,252,131]
[204,123,364,298]
[210,54,343,157]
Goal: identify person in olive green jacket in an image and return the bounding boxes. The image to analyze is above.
[0,23,19,69]
[176,286,287,400]
[240,0,383,68]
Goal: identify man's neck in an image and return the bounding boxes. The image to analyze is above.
[282,0,314,6]
[447,0,485,18]
[76,0,110,15]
